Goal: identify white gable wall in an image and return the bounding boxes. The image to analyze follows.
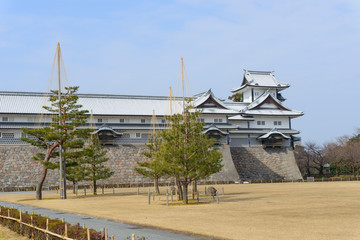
[243,90,252,103]
[250,116,289,129]
[241,88,277,103]
[228,121,249,128]
[259,103,279,109]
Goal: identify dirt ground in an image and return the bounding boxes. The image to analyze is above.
[0,182,359,240]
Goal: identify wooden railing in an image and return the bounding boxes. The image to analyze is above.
[0,206,136,240]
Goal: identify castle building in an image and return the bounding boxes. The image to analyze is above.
[0,70,304,186]
[0,70,302,147]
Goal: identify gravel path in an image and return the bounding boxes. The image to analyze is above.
[0,197,214,240]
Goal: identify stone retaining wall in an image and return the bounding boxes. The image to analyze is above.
[0,145,302,188]
[0,145,151,188]
[230,146,302,180]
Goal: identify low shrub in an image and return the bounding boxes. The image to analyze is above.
[0,206,104,240]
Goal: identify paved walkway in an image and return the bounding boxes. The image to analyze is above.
[0,195,216,240]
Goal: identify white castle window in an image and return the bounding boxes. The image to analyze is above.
[274,121,282,126]
[1,117,13,122]
[141,119,146,123]
[97,118,108,123]
[2,133,15,139]
[141,133,149,138]
[120,119,125,123]
[257,121,265,125]
[122,133,130,138]
[135,133,141,138]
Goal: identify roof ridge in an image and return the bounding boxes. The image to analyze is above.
[0,91,185,101]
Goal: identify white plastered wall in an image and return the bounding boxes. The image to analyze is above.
[249,116,289,129]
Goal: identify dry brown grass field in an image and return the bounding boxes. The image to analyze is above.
[0,182,359,240]
[0,224,29,240]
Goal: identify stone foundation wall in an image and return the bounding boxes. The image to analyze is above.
[0,145,302,188]
[0,145,59,187]
[230,146,302,180]
[0,144,151,188]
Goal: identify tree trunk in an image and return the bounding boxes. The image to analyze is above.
[192,180,197,200]
[93,179,97,195]
[193,180,197,193]
[306,161,311,176]
[154,177,160,194]
[72,181,76,194]
[318,166,324,176]
[182,182,189,204]
[176,180,183,200]
[335,164,338,176]
[63,157,67,199]
[36,168,48,200]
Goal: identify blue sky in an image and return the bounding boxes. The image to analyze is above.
[1,0,360,144]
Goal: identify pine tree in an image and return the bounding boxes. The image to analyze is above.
[228,92,243,102]
[135,132,165,194]
[82,136,113,195]
[64,150,87,194]
[21,86,90,200]
[157,108,223,204]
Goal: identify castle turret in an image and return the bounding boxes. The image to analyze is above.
[231,70,289,103]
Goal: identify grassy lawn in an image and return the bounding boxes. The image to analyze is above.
[0,182,359,240]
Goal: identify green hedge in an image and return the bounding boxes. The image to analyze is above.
[0,206,103,240]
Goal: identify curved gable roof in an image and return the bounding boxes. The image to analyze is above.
[258,128,290,140]
[91,125,123,136]
[203,124,229,135]
[243,89,290,111]
[193,89,228,109]
[231,70,289,93]
[240,90,303,117]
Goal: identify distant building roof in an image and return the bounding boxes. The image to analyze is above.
[230,129,300,135]
[203,124,229,135]
[257,128,290,140]
[91,125,123,135]
[0,91,243,116]
[228,115,254,121]
[191,89,242,115]
[0,91,185,116]
[231,70,289,93]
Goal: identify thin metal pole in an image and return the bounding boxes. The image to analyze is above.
[181,57,185,121]
[57,42,65,200]
[166,189,169,206]
[169,86,173,116]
